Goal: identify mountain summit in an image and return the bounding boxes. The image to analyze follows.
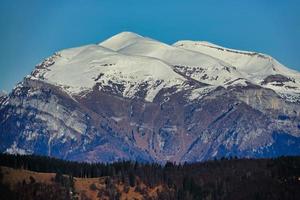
[0,32,300,163]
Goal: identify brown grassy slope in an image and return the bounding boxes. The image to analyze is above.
[0,166,161,200]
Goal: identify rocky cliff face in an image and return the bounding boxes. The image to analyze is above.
[1,32,300,163]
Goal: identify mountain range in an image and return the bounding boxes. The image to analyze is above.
[0,32,300,163]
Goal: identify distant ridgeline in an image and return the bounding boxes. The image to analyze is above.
[1,154,300,200]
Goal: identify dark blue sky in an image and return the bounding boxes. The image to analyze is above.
[0,0,299,92]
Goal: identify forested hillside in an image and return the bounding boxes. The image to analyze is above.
[1,154,300,200]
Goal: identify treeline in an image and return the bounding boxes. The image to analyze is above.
[0,153,164,182]
[1,153,300,200]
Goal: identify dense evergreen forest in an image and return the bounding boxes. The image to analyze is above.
[0,153,300,200]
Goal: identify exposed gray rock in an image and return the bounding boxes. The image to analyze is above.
[1,75,299,163]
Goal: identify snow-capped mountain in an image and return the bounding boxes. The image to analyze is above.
[174,40,300,101]
[1,32,300,163]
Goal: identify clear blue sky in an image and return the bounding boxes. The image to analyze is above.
[0,0,299,92]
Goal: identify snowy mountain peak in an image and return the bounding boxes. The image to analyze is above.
[31,41,187,102]
[173,40,294,76]
[173,39,300,101]
[28,32,300,103]
[100,31,152,51]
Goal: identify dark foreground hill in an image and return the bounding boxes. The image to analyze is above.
[0,154,300,200]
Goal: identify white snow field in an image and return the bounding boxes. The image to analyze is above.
[31,32,300,102]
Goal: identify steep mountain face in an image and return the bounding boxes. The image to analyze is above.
[1,32,300,163]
